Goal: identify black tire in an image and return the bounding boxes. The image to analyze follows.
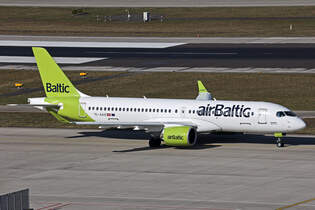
[277,142,284,148]
[149,138,161,147]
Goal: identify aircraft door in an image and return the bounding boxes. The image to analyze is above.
[79,102,87,118]
[258,108,267,124]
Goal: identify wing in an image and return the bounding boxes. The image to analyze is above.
[74,118,221,133]
[74,120,196,133]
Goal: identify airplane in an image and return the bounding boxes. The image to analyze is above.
[17,47,306,148]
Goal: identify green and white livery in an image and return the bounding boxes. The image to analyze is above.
[25,47,305,148]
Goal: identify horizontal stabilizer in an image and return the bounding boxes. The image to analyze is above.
[7,104,60,108]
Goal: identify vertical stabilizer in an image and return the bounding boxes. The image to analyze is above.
[32,47,82,97]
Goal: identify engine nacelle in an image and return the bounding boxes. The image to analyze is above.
[161,126,197,146]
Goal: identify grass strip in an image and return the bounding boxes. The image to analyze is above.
[1,70,314,110]
[1,6,315,36]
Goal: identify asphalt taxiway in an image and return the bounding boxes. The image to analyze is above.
[3,44,315,72]
[2,36,315,72]
[1,127,315,210]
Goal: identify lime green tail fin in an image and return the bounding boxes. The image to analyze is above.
[32,47,85,97]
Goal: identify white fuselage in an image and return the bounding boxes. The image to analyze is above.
[79,97,306,134]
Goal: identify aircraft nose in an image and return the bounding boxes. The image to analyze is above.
[296,118,306,130]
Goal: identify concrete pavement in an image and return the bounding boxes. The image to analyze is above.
[1,127,315,209]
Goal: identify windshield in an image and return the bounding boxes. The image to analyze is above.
[276,111,285,117]
[284,111,297,117]
[276,111,297,117]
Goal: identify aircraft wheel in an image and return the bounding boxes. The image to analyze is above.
[277,138,284,148]
[149,137,161,147]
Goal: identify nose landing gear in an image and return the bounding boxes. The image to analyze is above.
[274,133,285,147]
[277,138,284,148]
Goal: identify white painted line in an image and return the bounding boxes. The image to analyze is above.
[0,41,185,48]
[0,65,315,73]
[0,56,106,64]
[89,51,238,55]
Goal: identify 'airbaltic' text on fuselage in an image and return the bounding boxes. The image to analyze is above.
[198,104,252,118]
[46,83,70,93]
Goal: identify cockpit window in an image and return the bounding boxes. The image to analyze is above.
[276,111,285,117]
[284,111,297,117]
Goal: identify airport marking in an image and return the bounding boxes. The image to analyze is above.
[0,56,106,64]
[1,64,315,73]
[35,201,233,210]
[276,197,315,209]
[0,41,185,48]
[88,51,238,55]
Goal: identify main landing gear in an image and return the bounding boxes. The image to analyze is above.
[149,136,161,147]
[275,133,285,148]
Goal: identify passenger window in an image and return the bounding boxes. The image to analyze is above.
[123,108,125,111]
[126,108,129,111]
[175,109,178,113]
[169,109,171,113]
[141,108,144,112]
[111,107,114,111]
[88,107,91,110]
[104,107,106,111]
[161,109,163,113]
[96,107,99,111]
[164,109,167,112]
[138,108,140,112]
[100,107,102,111]
[92,107,95,110]
[153,109,155,112]
[157,109,159,112]
[193,110,195,114]
[115,107,118,111]
[145,108,148,112]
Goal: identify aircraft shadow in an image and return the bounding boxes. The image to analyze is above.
[198,133,315,146]
[66,129,150,140]
[66,129,221,152]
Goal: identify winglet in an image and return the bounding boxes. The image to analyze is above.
[196,81,212,100]
[197,80,209,93]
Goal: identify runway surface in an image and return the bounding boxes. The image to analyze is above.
[1,36,315,72]
[0,0,315,7]
[2,43,315,72]
[1,127,315,210]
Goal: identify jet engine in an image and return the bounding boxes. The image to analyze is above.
[161,126,197,146]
